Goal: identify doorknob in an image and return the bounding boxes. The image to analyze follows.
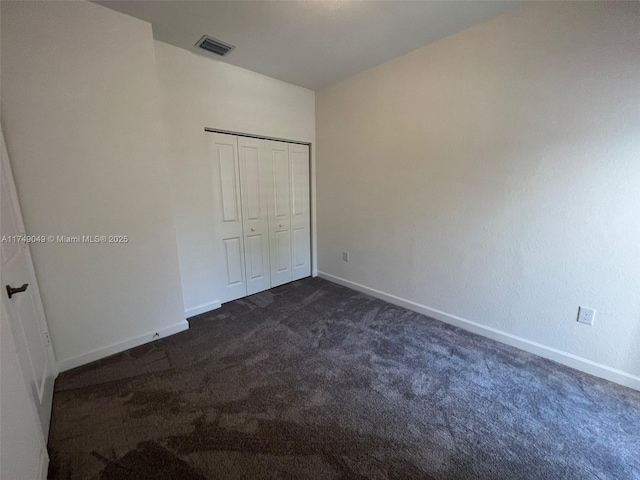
[251,227,255,232]
[279,224,283,228]
[6,283,28,299]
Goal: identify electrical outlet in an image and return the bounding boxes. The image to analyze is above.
[577,306,595,325]
[342,251,349,262]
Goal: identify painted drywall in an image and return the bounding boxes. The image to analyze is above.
[1,1,186,369]
[154,41,316,315]
[316,2,640,378]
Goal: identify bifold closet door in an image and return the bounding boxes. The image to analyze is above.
[208,132,247,303]
[266,140,293,287]
[289,143,311,280]
[209,132,311,303]
[238,137,272,295]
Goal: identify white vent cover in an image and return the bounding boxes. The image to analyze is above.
[195,35,235,56]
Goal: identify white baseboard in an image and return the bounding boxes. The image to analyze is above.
[185,300,222,318]
[318,271,640,391]
[57,321,189,372]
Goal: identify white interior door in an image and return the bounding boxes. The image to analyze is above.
[1,301,49,480]
[238,137,271,295]
[289,143,311,281]
[267,141,293,287]
[209,132,247,303]
[1,127,57,442]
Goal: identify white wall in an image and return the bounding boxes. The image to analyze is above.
[316,2,640,383]
[154,41,316,316]
[1,1,187,370]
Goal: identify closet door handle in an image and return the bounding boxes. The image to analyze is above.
[279,224,283,228]
[251,227,255,232]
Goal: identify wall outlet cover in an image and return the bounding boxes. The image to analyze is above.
[577,306,596,325]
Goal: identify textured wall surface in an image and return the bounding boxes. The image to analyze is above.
[316,2,640,376]
[155,41,316,315]
[1,1,186,367]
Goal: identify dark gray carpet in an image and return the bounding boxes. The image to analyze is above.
[48,277,640,480]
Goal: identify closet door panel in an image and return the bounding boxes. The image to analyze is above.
[289,144,311,280]
[239,137,271,295]
[272,148,290,220]
[243,152,261,220]
[291,155,307,218]
[275,229,292,274]
[267,141,292,287]
[209,133,247,303]
[219,150,240,222]
[292,227,308,270]
[246,234,266,279]
[223,237,244,286]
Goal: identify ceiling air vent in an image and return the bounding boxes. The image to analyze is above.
[196,36,235,56]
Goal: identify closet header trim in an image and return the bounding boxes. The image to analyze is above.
[204,128,310,146]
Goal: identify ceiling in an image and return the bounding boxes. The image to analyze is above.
[96,1,520,91]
